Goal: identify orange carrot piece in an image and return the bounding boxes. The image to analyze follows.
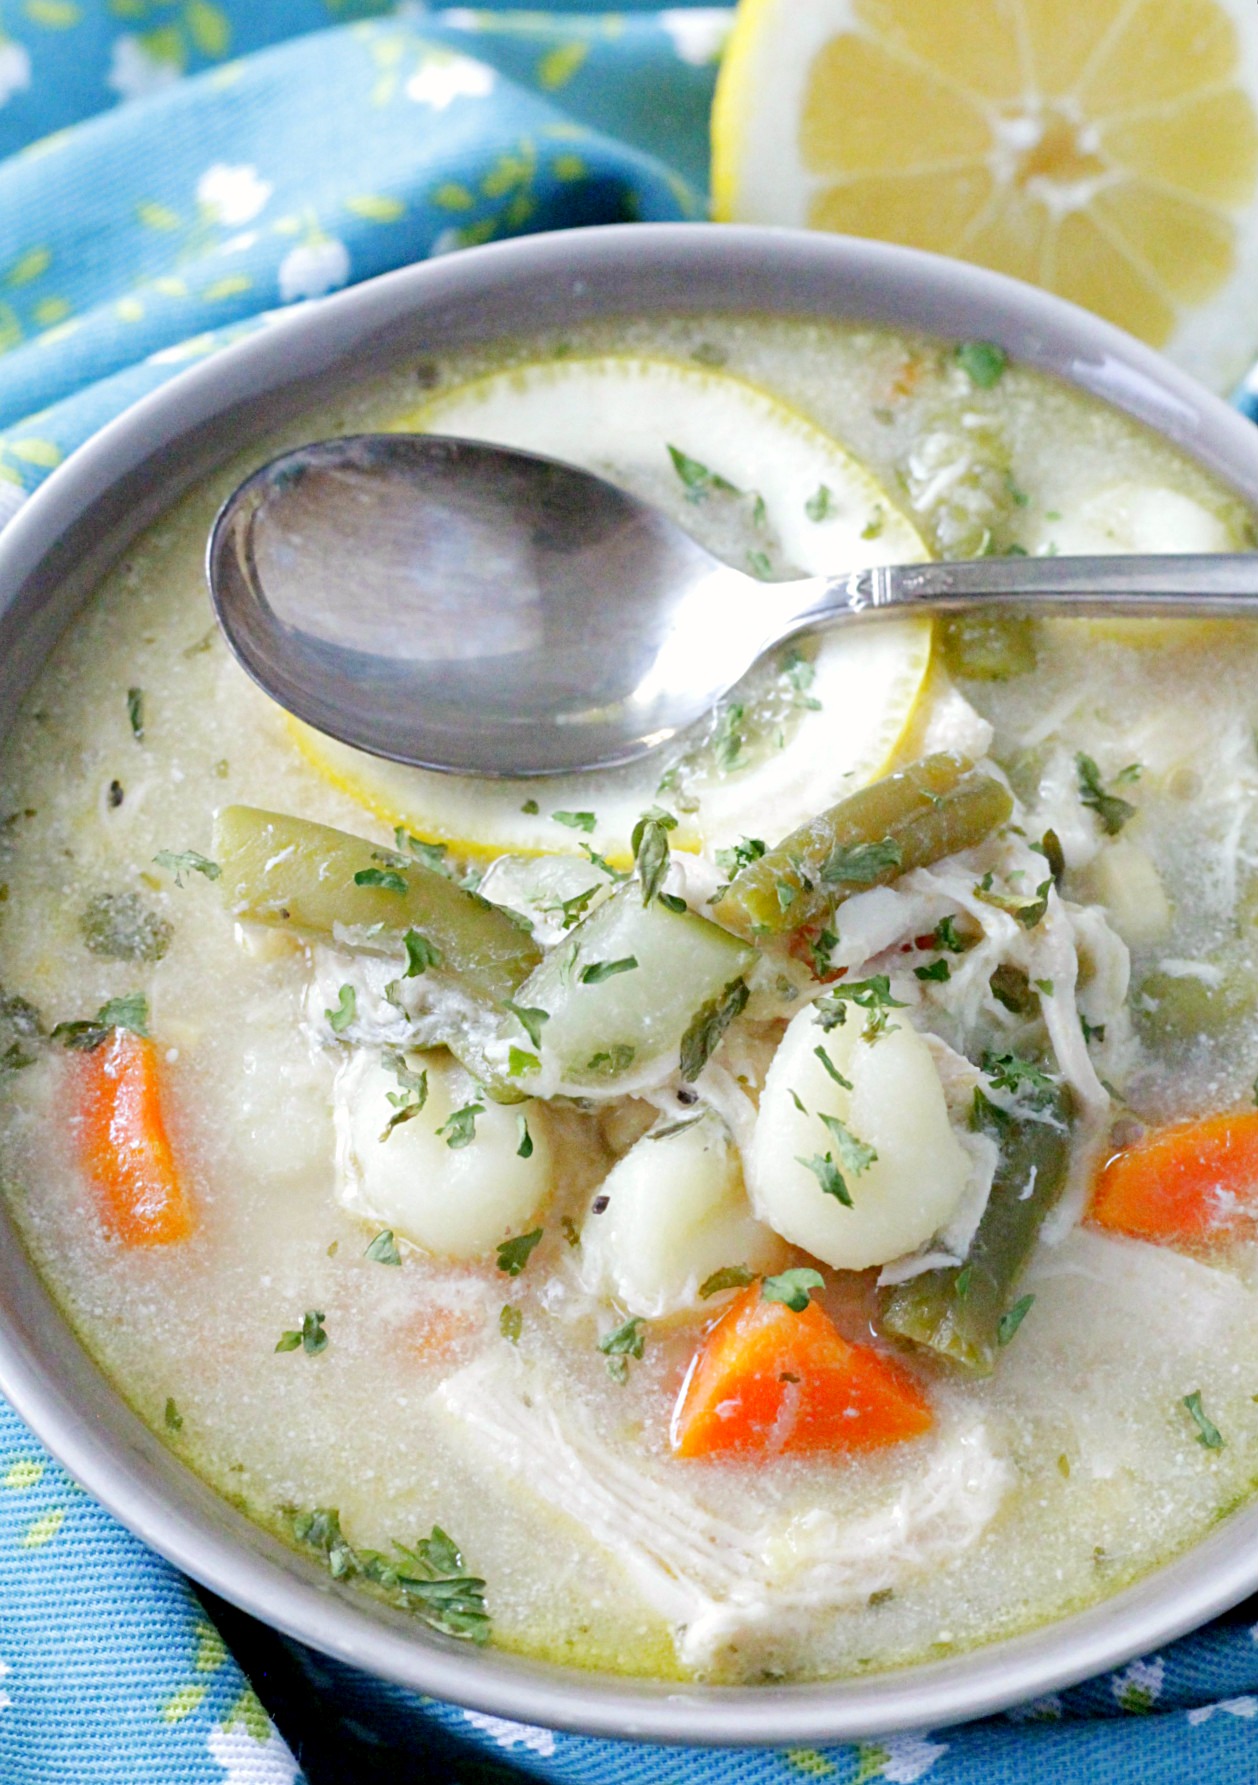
[670,1285,931,1459]
[78,1029,192,1245]
[1089,1110,1258,1245]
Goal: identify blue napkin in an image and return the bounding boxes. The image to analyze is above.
[2,6,1258,1782]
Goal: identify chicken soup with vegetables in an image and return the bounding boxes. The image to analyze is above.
[3,316,1258,1684]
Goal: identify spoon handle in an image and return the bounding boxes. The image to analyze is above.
[793,552,1258,630]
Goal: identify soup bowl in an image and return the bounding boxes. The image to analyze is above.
[1,223,1258,1747]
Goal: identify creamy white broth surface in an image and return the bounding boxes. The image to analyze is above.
[3,317,1258,1684]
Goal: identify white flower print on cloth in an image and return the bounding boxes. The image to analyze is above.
[460,1708,557,1757]
[0,1655,10,1713]
[197,164,273,227]
[207,1724,301,1784]
[1111,1656,1165,1712]
[107,35,182,102]
[856,1733,949,1782]
[1187,1697,1258,1726]
[406,53,495,111]
[0,42,30,109]
[278,239,350,304]
[660,9,732,67]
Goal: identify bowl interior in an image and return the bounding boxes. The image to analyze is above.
[3,223,1258,1746]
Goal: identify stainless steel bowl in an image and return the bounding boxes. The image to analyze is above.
[2,223,1257,1747]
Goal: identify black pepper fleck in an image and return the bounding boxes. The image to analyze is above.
[677,1087,699,1107]
[591,1195,610,1215]
[107,780,124,808]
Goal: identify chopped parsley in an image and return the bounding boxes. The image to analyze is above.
[1075,753,1137,836]
[81,891,172,963]
[164,1397,182,1433]
[496,1227,543,1277]
[781,647,822,711]
[52,992,149,1051]
[747,549,773,581]
[153,849,220,885]
[1183,1389,1224,1450]
[658,892,688,914]
[667,444,739,501]
[290,1509,489,1644]
[797,1152,853,1206]
[975,872,1052,929]
[762,1267,825,1312]
[276,1310,328,1356]
[814,976,907,1040]
[821,836,903,887]
[989,964,1035,1015]
[521,798,540,815]
[516,1115,533,1159]
[982,1050,1060,1111]
[813,1044,852,1089]
[503,1000,549,1050]
[631,806,678,906]
[956,340,1007,388]
[379,1052,428,1140]
[932,915,972,954]
[560,1215,581,1248]
[393,830,452,877]
[818,1111,877,1179]
[599,1315,646,1384]
[507,1046,539,1077]
[552,809,597,834]
[438,1102,483,1150]
[915,958,951,983]
[1081,1015,1106,1045]
[402,929,442,976]
[325,984,356,1035]
[679,975,750,1081]
[365,1229,402,1266]
[715,836,766,881]
[579,956,638,985]
[1033,827,1066,886]
[354,866,408,893]
[586,1043,636,1075]
[996,1294,1035,1347]
[805,484,836,523]
[499,1304,522,1345]
[580,841,626,881]
[127,686,144,740]
[647,1113,704,1141]
[711,701,747,773]
[699,1264,757,1299]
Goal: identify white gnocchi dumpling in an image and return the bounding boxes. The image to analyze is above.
[747,1002,973,1271]
[333,1049,552,1259]
[578,1110,784,1319]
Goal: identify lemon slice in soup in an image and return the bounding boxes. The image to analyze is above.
[290,355,932,863]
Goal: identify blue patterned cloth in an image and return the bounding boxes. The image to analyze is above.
[2,5,1258,1781]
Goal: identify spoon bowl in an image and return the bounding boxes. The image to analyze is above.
[210,431,1258,779]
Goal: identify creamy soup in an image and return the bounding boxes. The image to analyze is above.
[2,316,1258,1686]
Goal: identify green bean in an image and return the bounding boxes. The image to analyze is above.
[941,614,1038,681]
[879,1086,1071,1375]
[214,806,540,1006]
[1134,965,1258,1049]
[711,752,1013,939]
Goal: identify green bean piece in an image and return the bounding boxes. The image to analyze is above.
[1134,965,1258,1050]
[941,614,1038,681]
[879,1086,1071,1375]
[214,806,540,1007]
[711,752,1013,939]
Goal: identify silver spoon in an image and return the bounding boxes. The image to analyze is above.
[208,433,1258,778]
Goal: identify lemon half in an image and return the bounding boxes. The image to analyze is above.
[291,355,932,863]
[713,0,1258,392]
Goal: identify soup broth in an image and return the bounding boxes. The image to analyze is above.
[2,315,1258,1684]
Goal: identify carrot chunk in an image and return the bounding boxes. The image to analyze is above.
[77,1029,192,1245]
[670,1284,931,1458]
[1089,1110,1258,1245]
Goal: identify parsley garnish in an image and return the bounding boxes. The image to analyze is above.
[402,929,442,976]
[715,836,766,880]
[797,1152,852,1206]
[813,1044,852,1089]
[747,549,773,580]
[818,1111,877,1177]
[503,1000,549,1049]
[499,1305,522,1344]
[586,1043,636,1074]
[507,1046,539,1077]
[932,915,972,954]
[153,849,220,886]
[679,975,750,1081]
[325,984,356,1035]
[982,1050,1059,1110]
[699,1264,757,1298]
[805,484,836,523]
[711,701,747,773]
[814,976,907,1040]
[821,836,904,887]
[1081,1015,1106,1045]
[762,1267,824,1312]
[975,873,1052,929]
[521,799,539,815]
[781,647,822,711]
[379,1051,428,1140]
[393,830,452,876]
[996,1294,1035,1347]
[1183,1389,1224,1450]
[438,1103,483,1150]
[915,958,951,982]
[580,842,626,881]
[658,892,688,914]
[1075,753,1137,836]
[52,992,149,1051]
[631,806,677,906]
[496,1228,543,1277]
[560,1215,581,1247]
[81,891,172,963]
[291,1510,490,1644]
[809,926,839,977]
[164,1397,182,1432]
[599,1315,646,1384]
[276,1310,328,1356]
[956,340,1007,388]
[127,686,144,740]
[552,809,596,833]
[365,1229,402,1265]
[516,1115,533,1158]
[667,444,739,501]
[355,867,408,893]
[579,956,638,985]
